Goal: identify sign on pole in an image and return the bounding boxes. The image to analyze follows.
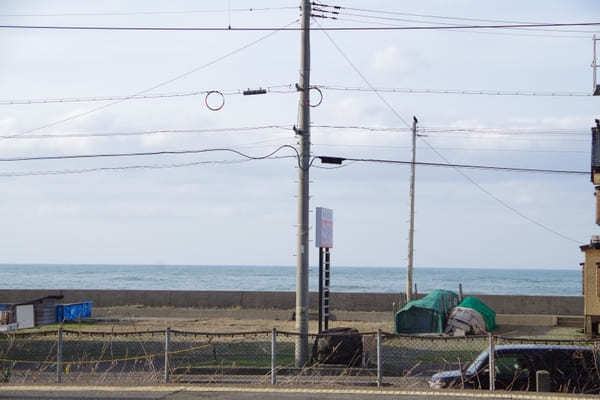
[315,207,333,248]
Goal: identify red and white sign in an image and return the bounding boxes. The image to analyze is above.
[315,207,333,248]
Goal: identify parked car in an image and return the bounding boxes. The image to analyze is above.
[429,344,600,394]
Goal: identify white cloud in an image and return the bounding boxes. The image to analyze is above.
[371,46,428,77]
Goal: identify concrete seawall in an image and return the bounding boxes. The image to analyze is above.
[0,290,583,315]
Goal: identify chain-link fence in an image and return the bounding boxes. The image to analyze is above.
[1,328,600,393]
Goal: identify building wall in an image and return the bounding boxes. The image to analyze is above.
[582,244,600,333]
[0,289,584,315]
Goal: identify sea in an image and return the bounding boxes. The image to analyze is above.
[0,264,580,296]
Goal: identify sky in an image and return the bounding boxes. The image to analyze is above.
[0,0,599,269]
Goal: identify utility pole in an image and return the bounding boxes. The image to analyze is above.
[295,0,311,367]
[593,35,599,95]
[406,116,418,302]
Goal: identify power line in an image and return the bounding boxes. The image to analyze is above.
[314,18,582,244]
[0,7,299,18]
[314,3,600,35]
[330,15,591,39]
[318,156,587,175]
[0,156,299,178]
[312,124,590,136]
[0,125,291,140]
[7,19,298,138]
[0,85,295,105]
[0,145,300,164]
[311,142,588,154]
[319,84,592,97]
[2,21,600,32]
[333,11,600,35]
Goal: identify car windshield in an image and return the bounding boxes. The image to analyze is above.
[466,349,489,375]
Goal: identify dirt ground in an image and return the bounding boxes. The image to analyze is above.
[82,306,586,339]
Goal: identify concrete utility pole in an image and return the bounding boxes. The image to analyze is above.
[295,0,311,367]
[406,116,418,302]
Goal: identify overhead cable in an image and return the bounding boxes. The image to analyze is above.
[319,84,592,97]
[314,3,600,34]
[2,21,600,32]
[0,156,299,178]
[0,85,295,105]
[318,156,587,175]
[0,7,299,18]
[8,19,298,138]
[0,145,300,164]
[0,125,291,140]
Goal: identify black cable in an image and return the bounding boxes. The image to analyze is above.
[334,11,600,34]
[0,7,299,18]
[320,156,587,175]
[0,156,299,178]
[0,144,299,163]
[2,21,600,31]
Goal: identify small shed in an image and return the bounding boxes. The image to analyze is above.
[395,289,459,334]
[15,295,63,327]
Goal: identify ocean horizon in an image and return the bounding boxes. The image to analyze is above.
[0,264,581,296]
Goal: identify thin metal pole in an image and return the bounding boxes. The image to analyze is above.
[295,0,311,368]
[324,248,330,330]
[376,329,383,387]
[594,35,597,91]
[56,325,63,384]
[271,328,277,385]
[164,327,170,384]
[406,116,418,302]
[488,333,495,391]
[318,248,323,334]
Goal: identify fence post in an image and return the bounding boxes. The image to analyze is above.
[536,370,551,392]
[377,329,383,387]
[164,327,170,384]
[271,328,277,385]
[488,333,495,391]
[56,325,63,384]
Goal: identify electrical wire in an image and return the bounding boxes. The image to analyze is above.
[0,144,300,164]
[319,84,592,98]
[0,7,299,18]
[315,3,600,34]
[312,124,590,137]
[311,142,588,154]
[0,85,295,105]
[0,156,299,178]
[333,11,600,35]
[319,156,586,175]
[7,19,299,138]
[329,15,591,39]
[2,21,600,31]
[314,17,582,244]
[0,125,292,140]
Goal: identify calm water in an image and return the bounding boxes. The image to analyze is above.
[0,264,580,296]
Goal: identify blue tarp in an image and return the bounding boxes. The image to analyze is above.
[57,302,92,322]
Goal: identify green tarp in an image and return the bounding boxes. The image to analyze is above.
[395,289,459,334]
[459,296,497,331]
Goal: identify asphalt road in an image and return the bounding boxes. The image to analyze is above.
[0,387,593,400]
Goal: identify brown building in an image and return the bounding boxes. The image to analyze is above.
[581,237,600,335]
